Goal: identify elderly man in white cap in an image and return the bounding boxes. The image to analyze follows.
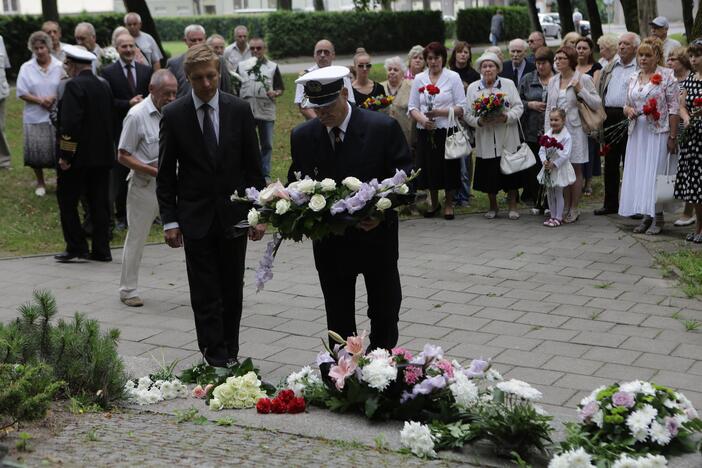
[650,16,681,60]
[289,65,411,351]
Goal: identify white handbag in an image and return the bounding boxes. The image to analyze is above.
[655,153,677,206]
[444,107,472,160]
[500,120,536,175]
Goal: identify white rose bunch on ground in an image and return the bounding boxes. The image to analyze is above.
[124,376,188,405]
[400,421,436,458]
[210,371,267,410]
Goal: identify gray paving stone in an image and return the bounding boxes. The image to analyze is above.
[516,311,569,327]
[493,349,552,367]
[634,353,694,373]
[596,309,648,325]
[551,304,606,320]
[571,331,627,348]
[594,363,656,382]
[608,324,661,339]
[449,342,504,360]
[435,315,491,332]
[555,373,613,391]
[543,356,603,376]
[653,370,702,393]
[673,343,702,360]
[480,320,533,337]
[640,315,687,331]
[533,340,592,358]
[582,347,641,365]
[619,336,678,354]
[575,286,623,299]
[486,335,542,351]
[562,317,615,333]
[502,288,550,302]
[144,330,197,348]
[402,323,454,339]
[505,367,565,386]
[523,327,580,342]
[474,307,525,322]
[543,293,591,306]
[586,297,636,311]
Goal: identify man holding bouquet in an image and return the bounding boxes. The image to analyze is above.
[290,66,412,352]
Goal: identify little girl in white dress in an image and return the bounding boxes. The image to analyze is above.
[538,108,576,227]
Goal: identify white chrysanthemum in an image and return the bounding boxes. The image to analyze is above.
[486,368,502,382]
[449,373,479,410]
[620,380,643,394]
[361,358,397,391]
[137,376,153,389]
[496,379,542,401]
[286,366,321,397]
[663,399,678,409]
[640,381,656,396]
[627,409,652,441]
[548,448,595,468]
[640,454,668,468]
[581,385,607,407]
[593,410,604,428]
[367,348,391,361]
[649,421,672,445]
[612,454,640,468]
[400,421,436,458]
[640,404,658,421]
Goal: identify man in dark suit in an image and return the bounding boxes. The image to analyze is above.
[289,66,412,351]
[500,38,535,86]
[101,32,152,230]
[157,44,266,368]
[55,45,114,262]
[167,24,231,99]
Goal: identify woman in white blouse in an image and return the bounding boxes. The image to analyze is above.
[408,42,466,220]
[544,46,602,223]
[464,52,525,220]
[16,31,64,196]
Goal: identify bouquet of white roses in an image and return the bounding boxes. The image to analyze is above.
[208,371,268,411]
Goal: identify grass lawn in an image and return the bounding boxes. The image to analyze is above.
[0,59,603,257]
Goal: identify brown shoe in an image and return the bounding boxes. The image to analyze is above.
[121,296,144,307]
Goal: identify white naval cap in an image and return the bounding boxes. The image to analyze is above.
[295,65,350,108]
[63,44,97,64]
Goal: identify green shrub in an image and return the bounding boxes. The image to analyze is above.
[0,363,63,425]
[265,11,445,58]
[456,6,530,45]
[153,15,268,43]
[0,290,127,408]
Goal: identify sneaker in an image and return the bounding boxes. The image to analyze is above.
[121,296,144,307]
[35,186,46,197]
[674,217,696,227]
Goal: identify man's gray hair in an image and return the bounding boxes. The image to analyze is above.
[509,38,528,50]
[234,25,248,34]
[75,22,96,37]
[184,24,206,39]
[207,34,225,44]
[27,31,52,52]
[150,69,176,88]
[620,32,641,48]
[124,12,141,24]
[384,56,406,73]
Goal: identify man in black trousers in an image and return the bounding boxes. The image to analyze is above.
[157,44,266,368]
[289,66,412,351]
[55,45,114,262]
[102,32,153,230]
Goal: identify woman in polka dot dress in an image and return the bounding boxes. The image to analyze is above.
[675,41,702,243]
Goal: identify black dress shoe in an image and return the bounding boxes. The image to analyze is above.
[594,207,617,216]
[88,253,112,262]
[423,203,441,218]
[54,251,88,262]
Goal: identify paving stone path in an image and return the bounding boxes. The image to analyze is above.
[1,211,702,465]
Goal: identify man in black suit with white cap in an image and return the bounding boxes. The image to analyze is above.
[289,66,411,351]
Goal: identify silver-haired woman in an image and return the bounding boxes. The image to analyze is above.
[380,56,414,146]
[405,44,425,80]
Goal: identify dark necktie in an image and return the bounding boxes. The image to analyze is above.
[201,103,218,160]
[125,63,136,95]
[332,127,343,151]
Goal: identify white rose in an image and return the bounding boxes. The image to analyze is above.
[342,176,362,192]
[308,194,327,212]
[258,186,277,204]
[209,397,223,411]
[297,178,317,194]
[320,178,337,192]
[247,208,259,226]
[375,198,392,211]
[275,199,291,215]
[395,184,409,195]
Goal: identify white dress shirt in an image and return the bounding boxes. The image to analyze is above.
[326,102,352,148]
[604,57,638,108]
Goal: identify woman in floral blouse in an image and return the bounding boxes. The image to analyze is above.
[619,38,680,234]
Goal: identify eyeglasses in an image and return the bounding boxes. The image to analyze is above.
[250,46,263,51]
[356,64,372,69]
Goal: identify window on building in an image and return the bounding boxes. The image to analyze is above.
[204,4,216,13]
[3,0,19,12]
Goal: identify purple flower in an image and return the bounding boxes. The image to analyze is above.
[245,187,260,202]
[612,391,636,408]
[288,189,310,206]
[330,199,348,215]
[412,375,446,396]
[380,169,408,188]
[578,401,599,422]
[345,196,366,214]
[419,344,443,363]
[255,233,282,292]
[465,358,489,378]
[664,416,680,437]
[316,350,335,366]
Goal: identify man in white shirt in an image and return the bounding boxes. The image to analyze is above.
[595,32,639,216]
[0,34,10,169]
[649,16,681,61]
[124,12,163,70]
[42,21,68,62]
[118,70,177,307]
[294,39,355,120]
[223,25,251,73]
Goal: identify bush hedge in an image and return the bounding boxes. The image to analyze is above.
[456,6,530,45]
[265,11,444,58]
[153,15,267,43]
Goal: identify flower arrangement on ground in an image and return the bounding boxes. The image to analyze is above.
[362,95,394,111]
[256,388,306,414]
[557,380,702,465]
[232,169,418,290]
[208,371,268,411]
[124,375,188,405]
[282,331,552,461]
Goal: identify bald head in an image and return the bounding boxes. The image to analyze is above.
[314,39,335,68]
[150,70,178,110]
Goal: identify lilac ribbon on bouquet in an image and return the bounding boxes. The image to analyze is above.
[255,232,283,292]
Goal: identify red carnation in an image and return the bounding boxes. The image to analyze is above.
[277,389,295,404]
[650,73,662,85]
[271,397,287,414]
[287,397,306,414]
[425,84,440,95]
[256,398,272,414]
[598,143,612,157]
[694,97,702,107]
[418,86,425,93]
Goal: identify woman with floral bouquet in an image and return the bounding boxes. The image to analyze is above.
[674,40,702,242]
[408,42,467,220]
[619,38,679,234]
[538,109,575,227]
[464,52,524,220]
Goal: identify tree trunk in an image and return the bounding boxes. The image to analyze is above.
[585,0,603,45]
[278,0,292,10]
[422,0,430,11]
[313,0,325,10]
[380,0,392,10]
[682,0,694,39]
[41,0,59,21]
[123,0,166,65]
[637,0,657,38]
[692,0,702,41]
[557,0,575,35]
[527,0,542,33]
[619,0,639,35]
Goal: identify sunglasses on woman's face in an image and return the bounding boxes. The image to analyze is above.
[357,63,372,69]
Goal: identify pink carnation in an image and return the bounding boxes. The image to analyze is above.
[403,365,423,385]
[435,359,454,379]
[391,347,413,361]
